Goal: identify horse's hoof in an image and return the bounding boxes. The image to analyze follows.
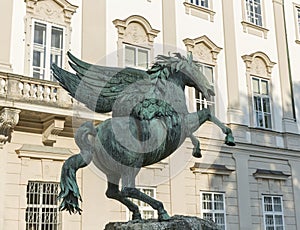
[158,212,170,221]
[225,134,236,146]
[192,148,202,158]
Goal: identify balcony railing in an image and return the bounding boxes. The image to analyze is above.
[0,71,73,108]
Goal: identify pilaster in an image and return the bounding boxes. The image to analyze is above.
[221,0,243,124]
[288,160,300,229]
[82,0,106,64]
[232,153,252,230]
[272,0,298,133]
[162,0,177,54]
[0,0,14,72]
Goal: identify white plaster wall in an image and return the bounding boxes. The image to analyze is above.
[69,0,82,59]
[11,0,26,76]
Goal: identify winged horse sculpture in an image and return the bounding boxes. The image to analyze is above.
[51,52,235,221]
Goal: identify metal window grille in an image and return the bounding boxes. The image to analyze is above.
[190,0,209,8]
[25,181,61,230]
[252,77,272,129]
[201,192,226,230]
[262,195,285,230]
[128,187,157,220]
[124,44,149,70]
[195,63,215,114]
[245,0,263,26]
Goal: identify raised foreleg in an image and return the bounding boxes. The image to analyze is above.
[197,108,235,146]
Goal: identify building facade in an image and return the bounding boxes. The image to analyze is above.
[1,0,300,229]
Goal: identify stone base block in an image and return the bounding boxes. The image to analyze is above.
[104,215,220,230]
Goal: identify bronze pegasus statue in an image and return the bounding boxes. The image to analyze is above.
[51,52,235,221]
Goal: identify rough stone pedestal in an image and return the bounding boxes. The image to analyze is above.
[104,215,221,230]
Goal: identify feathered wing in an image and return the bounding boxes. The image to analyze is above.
[51,52,152,113]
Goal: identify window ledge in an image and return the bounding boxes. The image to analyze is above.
[190,163,235,175]
[144,160,168,170]
[183,2,215,22]
[16,144,72,161]
[241,21,269,39]
[253,169,291,181]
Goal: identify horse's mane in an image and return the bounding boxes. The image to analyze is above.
[147,52,201,79]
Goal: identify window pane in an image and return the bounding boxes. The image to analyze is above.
[215,213,225,225]
[262,97,271,113]
[264,114,272,129]
[138,49,148,69]
[34,22,46,45]
[261,80,269,95]
[125,46,136,66]
[203,213,213,221]
[252,78,260,94]
[275,215,283,225]
[254,96,262,111]
[203,66,214,84]
[51,27,63,49]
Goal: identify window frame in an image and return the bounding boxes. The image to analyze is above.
[241,0,268,38]
[30,19,65,81]
[200,191,227,230]
[262,195,285,230]
[251,76,273,129]
[194,63,215,114]
[245,0,263,27]
[189,0,209,8]
[123,43,150,70]
[25,181,61,230]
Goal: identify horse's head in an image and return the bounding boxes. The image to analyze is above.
[148,52,215,100]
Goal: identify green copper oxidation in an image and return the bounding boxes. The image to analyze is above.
[52,52,235,220]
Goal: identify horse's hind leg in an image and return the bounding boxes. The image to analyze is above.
[121,187,170,221]
[105,179,141,220]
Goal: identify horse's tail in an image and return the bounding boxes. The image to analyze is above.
[58,121,97,214]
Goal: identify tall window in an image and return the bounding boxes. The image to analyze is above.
[124,44,149,69]
[32,20,64,81]
[252,77,272,129]
[25,181,61,230]
[263,195,285,230]
[195,63,215,114]
[201,192,226,230]
[129,187,156,219]
[189,0,209,8]
[245,0,263,26]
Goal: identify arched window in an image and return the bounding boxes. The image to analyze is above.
[113,15,159,69]
[183,35,222,114]
[242,52,276,129]
[24,0,77,81]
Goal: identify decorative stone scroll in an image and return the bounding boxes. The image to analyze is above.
[0,108,21,147]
